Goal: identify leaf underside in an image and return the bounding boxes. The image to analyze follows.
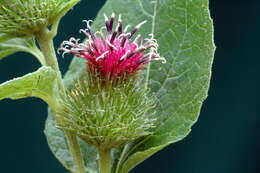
[0,66,57,104]
[45,0,215,173]
[0,36,39,60]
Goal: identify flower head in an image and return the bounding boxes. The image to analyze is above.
[59,13,166,80]
[57,14,165,150]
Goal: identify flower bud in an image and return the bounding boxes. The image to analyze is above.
[0,0,80,37]
[57,68,156,150]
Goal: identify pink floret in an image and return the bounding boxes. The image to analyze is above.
[83,37,146,78]
[58,13,166,80]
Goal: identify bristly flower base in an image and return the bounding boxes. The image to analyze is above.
[57,67,156,150]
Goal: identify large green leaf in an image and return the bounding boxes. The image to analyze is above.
[45,0,215,172]
[0,36,46,65]
[0,66,57,105]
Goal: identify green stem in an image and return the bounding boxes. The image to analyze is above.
[36,28,86,173]
[65,131,86,173]
[36,28,64,92]
[98,148,111,173]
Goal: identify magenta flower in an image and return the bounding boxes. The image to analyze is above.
[59,13,166,79]
[57,14,163,150]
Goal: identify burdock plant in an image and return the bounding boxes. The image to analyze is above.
[0,0,215,173]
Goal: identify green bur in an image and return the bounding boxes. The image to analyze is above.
[0,0,80,38]
[57,67,156,151]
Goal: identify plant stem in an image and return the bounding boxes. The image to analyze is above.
[36,28,86,173]
[65,131,86,173]
[98,148,111,173]
[36,28,64,92]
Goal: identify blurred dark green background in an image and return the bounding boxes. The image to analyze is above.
[0,0,259,172]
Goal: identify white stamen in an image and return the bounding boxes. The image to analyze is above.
[69,37,80,45]
[134,34,141,43]
[144,37,157,43]
[79,29,90,38]
[118,33,131,39]
[100,26,107,33]
[145,33,157,43]
[104,13,109,21]
[123,25,131,33]
[57,47,66,54]
[134,46,146,53]
[96,51,109,61]
[115,20,121,32]
[146,52,167,64]
[78,43,88,49]
[95,31,106,44]
[62,51,67,58]
[133,34,141,46]
[105,39,118,50]
[145,42,158,50]
[136,20,147,29]
[82,20,94,37]
[120,50,131,61]
[64,45,70,49]
[83,20,93,28]
[148,33,154,38]
[153,57,167,64]
[118,14,122,22]
[111,12,115,19]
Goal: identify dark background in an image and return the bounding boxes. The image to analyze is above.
[0,0,259,172]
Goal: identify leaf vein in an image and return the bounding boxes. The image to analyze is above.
[137,0,153,18]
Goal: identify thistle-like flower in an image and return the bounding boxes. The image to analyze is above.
[57,14,165,150]
[59,13,166,80]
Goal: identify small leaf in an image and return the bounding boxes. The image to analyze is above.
[0,66,57,105]
[56,0,81,18]
[120,144,166,173]
[0,35,46,65]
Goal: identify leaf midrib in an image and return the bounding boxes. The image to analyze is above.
[115,1,158,172]
[144,0,157,89]
[120,0,195,170]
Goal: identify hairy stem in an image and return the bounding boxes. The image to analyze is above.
[36,28,86,173]
[98,148,111,173]
[36,28,64,92]
[65,131,86,173]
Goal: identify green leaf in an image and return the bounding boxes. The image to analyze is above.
[106,0,216,172]
[44,108,99,173]
[0,66,57,105]
[45,0,215,172]
[56,0,81,18]
[0,36,46,65]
